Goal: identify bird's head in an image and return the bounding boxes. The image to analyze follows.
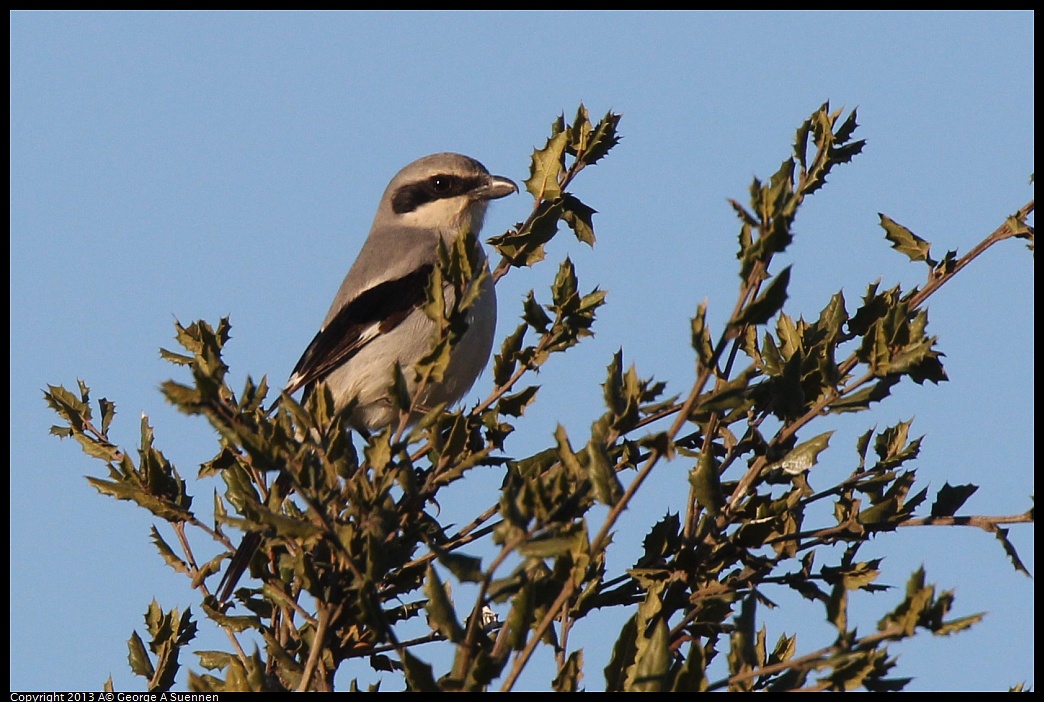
[378,152,518,241]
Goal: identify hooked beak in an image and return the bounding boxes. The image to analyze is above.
[476,174,518,201]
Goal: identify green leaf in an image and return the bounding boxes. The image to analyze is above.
[423,565,464,643]
[734,266,791,327]
[768,632,797,667]
[879,566,933,636]
[793,113,813,169]
[727,595,757,689]
[241,501,324,539]
[824,559,883,592]
[873,420,922,469]
[817,291,849,345]
[586,422,623,506]
[690,450,724,516]
[554,424,584,477]
[826,586,850,635]
[158,348,194,366]
[390,361,412,415]
[435,551,485,583]
[127,630,154,679]
[199,601,260,634]
[525,131,568,201]
[561,193,598,246]
[553,649,585,692]
[929,483,978,517]
[615,581,668,691]
[766,431,833,476]
[833,106,860,144]
[631,618,670,692]
[672,638,709,692]
[605,614,638,692]
[601,350,625,415]
[194,650,235,672]
[497,386,540,418]
[581,110,623,166]
[518,532,583,559]
[879,214,934,265]
[493,323,527,385]
[98,397,116,434]
[565,103,593,156]
[149,526,190,576]
[505,200,565,267]
[641,513,681,563]
[402,650,439,692]
[691,301,715,371]
[994,527,1032,576]
[86,476,193,523]
[75,432,121,462]
[551,256,580,307]
[934,612,986,636]
[829,376,900,413]
[522,291,552,333]
[497,581,535,652]
[775,313,802,359]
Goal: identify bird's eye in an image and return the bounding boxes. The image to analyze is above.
[430,175,453,193]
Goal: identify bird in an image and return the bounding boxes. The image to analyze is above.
[216,153,517,601]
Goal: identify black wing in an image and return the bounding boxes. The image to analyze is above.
[286,263,434,395]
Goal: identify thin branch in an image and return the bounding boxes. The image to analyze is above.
[298,603,337,692]
[906,200,1034,310]
[899,512,1034,529]
[705,624,908,691]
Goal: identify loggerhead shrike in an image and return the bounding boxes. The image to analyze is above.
[217,153,517,600]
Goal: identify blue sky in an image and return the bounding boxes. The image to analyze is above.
[10,11,1033,691]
